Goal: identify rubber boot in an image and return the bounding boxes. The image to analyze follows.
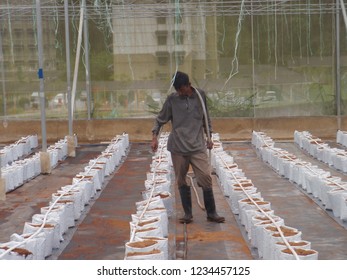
[203,188,225,223]
[178,185,193,224]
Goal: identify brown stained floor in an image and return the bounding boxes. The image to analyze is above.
[1,141,347,260]
[175,175,253,260]
[58,143,153,260]
[0,145,105,243]
[58,143,253,260]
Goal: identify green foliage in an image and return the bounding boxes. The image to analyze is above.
[207,93,254,117]
[146,102,161,116]
[18,96,30,109]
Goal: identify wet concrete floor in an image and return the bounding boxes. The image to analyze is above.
[58,143,253,260]
[1,141,347,260]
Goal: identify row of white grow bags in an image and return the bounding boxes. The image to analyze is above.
[0,135,38,167]
[337,130,347,148]
[125,132,173,260]
[1,137,69,193]
[253,131,347,223]
[294,130,347,172]
[0,133,129,260]
[212,133,318,260]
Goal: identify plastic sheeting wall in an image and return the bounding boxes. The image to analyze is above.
[0,0,347,122]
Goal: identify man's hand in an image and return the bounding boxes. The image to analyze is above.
[206,139,213,150]
[151,135,158,153]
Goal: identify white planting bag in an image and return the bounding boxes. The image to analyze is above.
[23,222,60,249]
[133,208,168,237]
[251,216,283,251]
[136,196,165,212]
[273,240,311,260]
[10,232,46,260]
[249,215,283,245]
[263,226,302,260]
[57,187,84,220]
[73,180,95,203]
[229,186,259,214]
[130,217,163,239]
[22,222,54,256]
[124,249,165,260]
[327,188,347,218]
[145,179,171,193]
[278,248,318,260]
[0,241,33,260]
[136,236,169,260]
[47,201,75,229]
[32,214,63,243]
[125,239,159,257]
[40,204,69,235]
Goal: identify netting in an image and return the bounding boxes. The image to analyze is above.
[0,0,346,120]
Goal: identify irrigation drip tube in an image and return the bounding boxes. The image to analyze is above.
[184,84,299,259]
[212,143,299,260]
[128,139,167,243]
[0,133,126,259]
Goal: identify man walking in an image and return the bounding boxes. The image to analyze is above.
[151,71,225,224]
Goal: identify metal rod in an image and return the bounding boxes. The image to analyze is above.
[71,3,84,117]
[0,27,6,120]
[251,0,256,118]
[35,0,47,152]
[0,27,4,178]
[64,0,72,136]
[336,0,341,130]
[83,0,92,120]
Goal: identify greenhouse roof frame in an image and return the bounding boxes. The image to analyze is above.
[0,0,337,21]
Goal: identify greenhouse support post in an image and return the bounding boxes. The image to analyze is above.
[336,0,341,130]
[64,0,76,157]
[65,0,73,136]
[36,0,51,174]
[0,28,6,119]
[35,0,47,152]
[83,0,92,120]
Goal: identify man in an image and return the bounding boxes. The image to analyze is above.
[151,71,225,224]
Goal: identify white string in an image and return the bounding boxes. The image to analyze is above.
[221,0,246,91]
[213,143,300,260]
[0,135,124,259]
[128,134,167,243]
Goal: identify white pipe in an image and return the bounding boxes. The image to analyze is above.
[192,86,211,143]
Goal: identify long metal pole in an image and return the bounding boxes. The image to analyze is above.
[336,0,341,130]
[64,0,73,136]
[0,28,6,120]
[71,3,84,117]
[0,27,5,178]
[251,0,256,118]
[83,0,92,120]
[36,0,47,152]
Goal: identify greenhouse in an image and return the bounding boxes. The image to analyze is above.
[1,0,347,270]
